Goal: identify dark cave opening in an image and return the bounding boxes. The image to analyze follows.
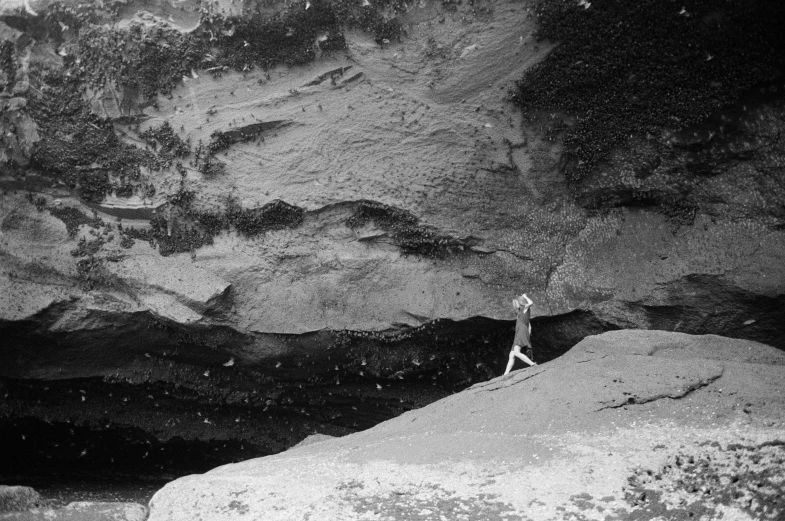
[0,417,254,503]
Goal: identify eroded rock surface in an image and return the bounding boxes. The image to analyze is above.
[0,486,44,513]
[1,0,784,486]
[0,502,148,521]
[148,330,785,521]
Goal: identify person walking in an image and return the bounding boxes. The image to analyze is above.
[503,293,537,375]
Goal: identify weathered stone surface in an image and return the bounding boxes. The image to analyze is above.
[103,254,231,316]
[0,502,148,521]
[148,331,785,521]
[566,329,785,365]
[1,0,784,482]
[0,486,42,513]
[291,433,336,450]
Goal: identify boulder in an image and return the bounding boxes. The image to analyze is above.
[0,487,42,513]
[0,502,148,521]
[148,330,785,521]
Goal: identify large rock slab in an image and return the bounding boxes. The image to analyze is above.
[148,330,785,521]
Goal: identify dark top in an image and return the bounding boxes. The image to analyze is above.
[513,307,532,347]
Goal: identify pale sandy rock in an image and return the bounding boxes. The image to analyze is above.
[104,254,230,313]
[148,331,785,521]
[0,277,76,322]
[0,196,80,321]
[137,292,204,324]
[290,433,336,449]
[568,329,785,365]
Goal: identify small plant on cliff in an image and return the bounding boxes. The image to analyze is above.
[226,198,305,238]
[139,122,190,160]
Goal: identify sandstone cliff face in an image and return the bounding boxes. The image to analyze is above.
[1,0,784,478]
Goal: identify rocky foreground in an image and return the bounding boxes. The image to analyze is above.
[147,330,785,521]
[0,485,146,521]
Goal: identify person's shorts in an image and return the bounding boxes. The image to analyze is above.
[514,345,535,362]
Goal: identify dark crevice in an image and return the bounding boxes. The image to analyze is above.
[593,373,723,412]
[633,275,785,349]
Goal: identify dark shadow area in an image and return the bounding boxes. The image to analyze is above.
[0,417,256,504]
[531,310,621,362]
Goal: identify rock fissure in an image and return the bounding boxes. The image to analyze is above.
[594,371,724,413]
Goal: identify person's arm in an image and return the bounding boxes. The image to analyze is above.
[521,294,533,334]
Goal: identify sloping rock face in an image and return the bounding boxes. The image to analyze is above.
[1,0,784,481]
[148,330,785,521]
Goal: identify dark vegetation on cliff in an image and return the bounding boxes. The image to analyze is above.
[49,206,102,237]
[26,68,162,202]
[347,200,472,257]
[513,0,785,182]
[138,121,190,160]
[118,195,306,256]
[114,196,472,259]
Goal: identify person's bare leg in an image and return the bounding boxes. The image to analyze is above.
[514,351,536,366]
[503,350,516,375]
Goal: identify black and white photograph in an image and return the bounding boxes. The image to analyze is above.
[0,0,783,519]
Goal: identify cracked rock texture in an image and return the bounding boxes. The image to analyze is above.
[1,0,785,479]
[148,330,785,521]
[0,501,148,521]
